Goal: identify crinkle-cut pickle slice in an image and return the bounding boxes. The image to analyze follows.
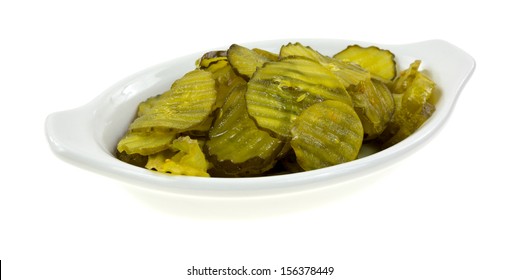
[349,78,394,140]
[196,50,228,70]
[227,44,272,79]
[290,100,364,171]
[129,69,217,132]
[379,60,436,148]
[206,85,283,176]
[279,42,327,62]
[390,60,422,94]
[279,42,371,89]
[246,57,351,138]
[210,62,247,110]
[381,99,435,149]
[333,44,396,82]
[146,136,210,177]
[117,131,176,156]
[195,50,247,111]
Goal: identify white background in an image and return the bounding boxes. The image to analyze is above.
[1,0,518,279]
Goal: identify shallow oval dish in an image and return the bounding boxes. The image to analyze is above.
[45,39,475,197]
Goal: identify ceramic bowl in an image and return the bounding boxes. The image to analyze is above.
[45,39,475,197]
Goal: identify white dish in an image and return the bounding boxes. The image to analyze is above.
[45,39,475,197]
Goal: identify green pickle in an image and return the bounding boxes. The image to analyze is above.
[146,136,210,177]
[130,69,217,132]
[279,42,371,88]
[200,54,247,112]
[227,44,273,79]
[349,79,394,140]
[206,85,284,177]
[290,100,364,170]
[117,131,176,155]
[333,44,397,82]
[379,60,436,148]
[196,50,228,70]
[115,42,437,178]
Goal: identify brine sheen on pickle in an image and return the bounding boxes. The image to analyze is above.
[115,42,437,177]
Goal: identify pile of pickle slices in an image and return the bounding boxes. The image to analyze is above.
[115,42,436,177]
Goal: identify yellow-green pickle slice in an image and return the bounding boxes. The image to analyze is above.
[334,45,397,82]
[279,42,327,62]
[279,42,372,89]
[379,60,436,148]
[207,62,247,110]
[196,50,228,70]
[227,44,273,79]
[246,57,351,138]
[145,136,210,177]
[206,85,284,176]
[195,50,248,112]
[290,100,364,171]
[349,78,395,140]
[117,131,176,155]
[129,69,217,132]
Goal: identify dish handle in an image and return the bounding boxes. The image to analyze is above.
[45,106,107,169]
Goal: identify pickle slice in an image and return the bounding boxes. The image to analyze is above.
[246,57,351,138]
[390,60,421,94]
[210,62,247,110]
[145,136,210,177]
[206,85,283,176]
[279,42,371,88]
[227,44,272,79]
[290,100,364,171]
[349,78,394,140]
[379,60,436,148]
[329,61,372,89]
[129,69,217,132]
[196,50,228,70]
[197,51,247,111]
[279,42,327,62]
[116,131,176,155]
[334,45,397,81]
